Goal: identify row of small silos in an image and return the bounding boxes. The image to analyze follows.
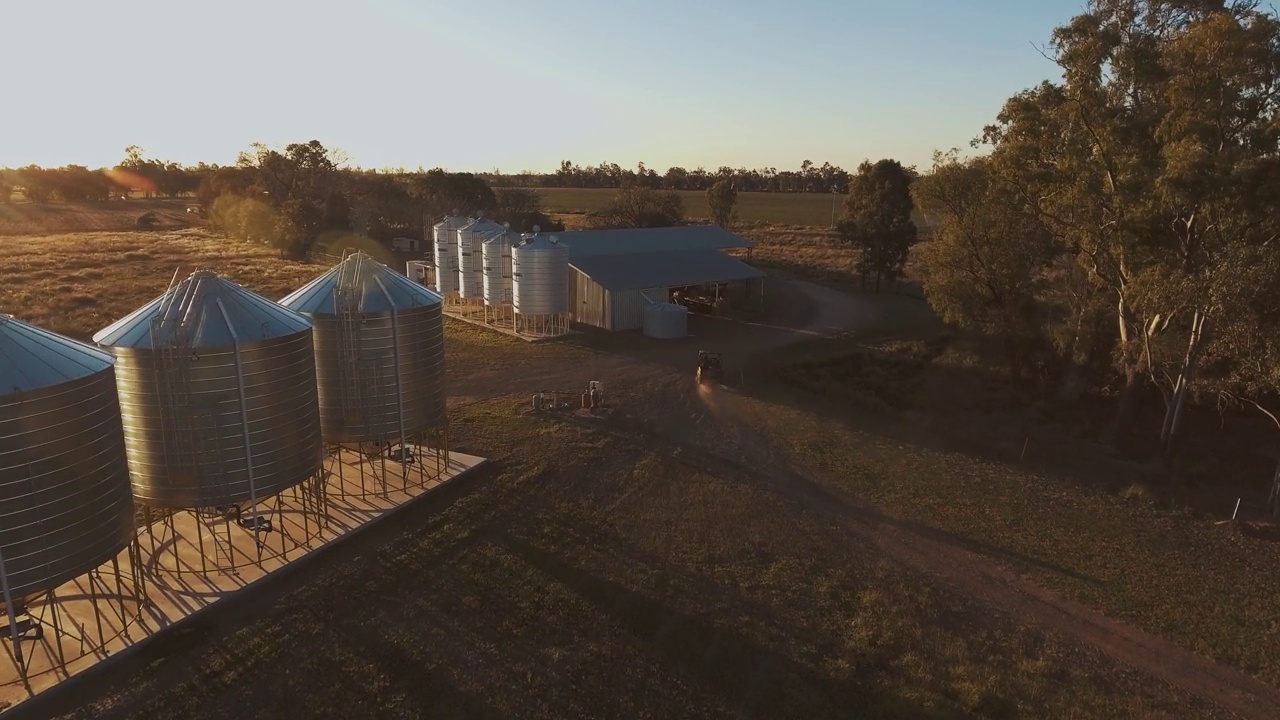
[0,252,447,604]
[431,216,572,318]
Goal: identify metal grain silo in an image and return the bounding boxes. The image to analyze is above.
[0,315,135,605]
[643,302,688,339]
[280,252,446,446]
[432,215,469,296]
[512,235,570,316]
[93,270,323,509]
[457,218,504,300]
[482,230,518,307]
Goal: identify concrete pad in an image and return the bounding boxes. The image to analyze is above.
[0,447,486,714]
[442,306,577,343]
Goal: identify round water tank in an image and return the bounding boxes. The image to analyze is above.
[280,252,446,445]
[93,270,324,509]
[432,215,468,295]
[457,219,504,300]
[0,315,135,603]
[643,302,688,339]
[482,230,519,307]
[512,236,570,316]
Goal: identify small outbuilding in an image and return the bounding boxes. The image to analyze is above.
[391,236,421,253]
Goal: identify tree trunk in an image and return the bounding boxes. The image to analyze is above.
[874,273,881,294]
[1059,297,1088,401]
[1113,297,1143,447]
[1271,456,1280,518]
[1160,310,1207,463]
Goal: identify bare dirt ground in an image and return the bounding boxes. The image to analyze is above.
[5,239,1278,718]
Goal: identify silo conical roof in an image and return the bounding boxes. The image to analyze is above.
[280,252,443,316]
[0,314,117,396]
[92,269,311,349]
[433,215,471,230]
[516,235,566,251]
[459,218,505,235]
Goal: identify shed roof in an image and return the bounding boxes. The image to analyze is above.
[547,225,752,259]
[570,249,763,292]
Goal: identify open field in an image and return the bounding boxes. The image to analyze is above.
[534,187,934,231]
[0,199,199,236]
[3,229,1280,718]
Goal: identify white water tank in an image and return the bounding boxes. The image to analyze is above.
[512,235,570,316]
[642,302,688,339]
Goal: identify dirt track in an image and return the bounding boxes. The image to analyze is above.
[681,281,1280,720]
[447,278,1280,717]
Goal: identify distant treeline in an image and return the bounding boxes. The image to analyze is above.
[0,154,862,205]
[480,160,857,193]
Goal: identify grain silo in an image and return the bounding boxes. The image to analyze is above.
[432,214,469,297]
[512,234,571,337]
[642,302,688,339]
[280,251,449,496]
[482,229,519,327]
[457,218,504,304]
[0,314,140,679]
[94,270,325,570]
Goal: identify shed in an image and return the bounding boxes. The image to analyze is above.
[569,248,764,331]
[391,236,420,252]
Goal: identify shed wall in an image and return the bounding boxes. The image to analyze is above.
[610,287,667,332]
[570,268,610,329]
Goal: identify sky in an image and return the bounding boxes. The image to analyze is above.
[0,0,1083,173]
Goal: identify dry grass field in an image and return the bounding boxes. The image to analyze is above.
[0,199,198,236]
[3,227,1280,719]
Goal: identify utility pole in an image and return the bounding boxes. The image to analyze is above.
[830,186,840,228]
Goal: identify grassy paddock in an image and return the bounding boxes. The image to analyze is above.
[750,333,1280,688]
[0,229,322,341]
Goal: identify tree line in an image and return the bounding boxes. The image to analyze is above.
[1,156,861,205]
[483,160,857,193]
[912,0,1280,501]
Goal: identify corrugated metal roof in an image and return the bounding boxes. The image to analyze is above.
[94,269,313,349]
[280,251,443,316]
[0,314,117,396]
[570,249,763,292]
[547,225,753,259]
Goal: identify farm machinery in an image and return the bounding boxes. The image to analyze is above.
[696,351,724,386]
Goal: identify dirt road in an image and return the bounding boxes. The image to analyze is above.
[675,280,1280,720]
[449,277,1280,717]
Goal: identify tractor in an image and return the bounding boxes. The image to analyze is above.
[695,351,723,386]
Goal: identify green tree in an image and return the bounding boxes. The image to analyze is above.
[706,179,738,227]
[0,169,13,203]
[914,151,1057,385]
[586,186,685,229]
[981,0,1280,447]
[838,159,917,292]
